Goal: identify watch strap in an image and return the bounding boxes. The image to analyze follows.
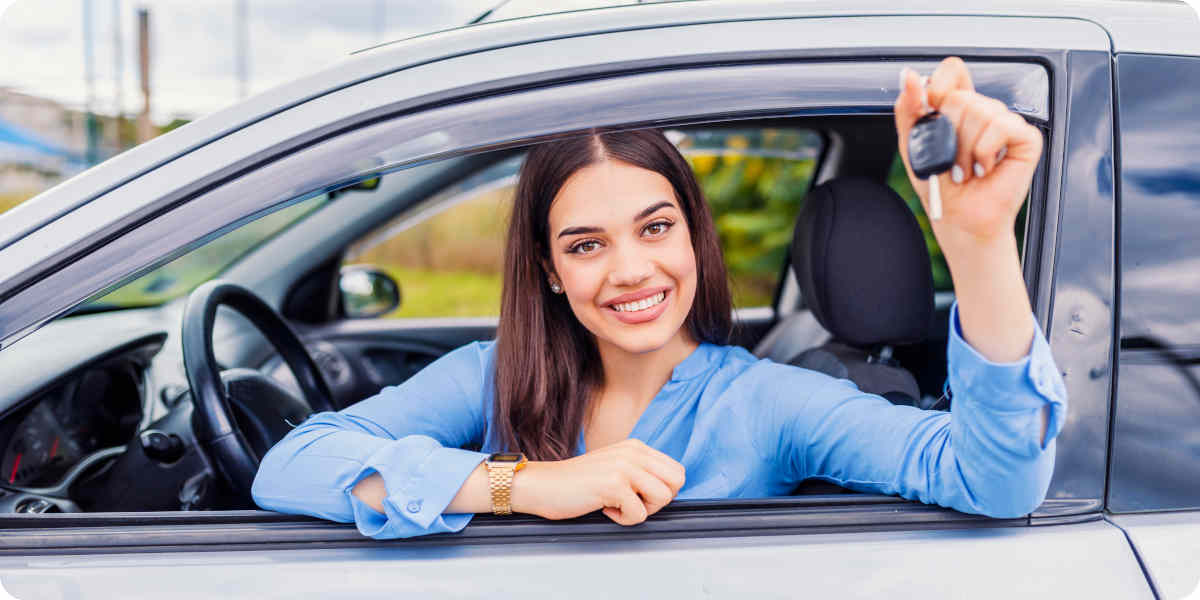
[486,462,517,515]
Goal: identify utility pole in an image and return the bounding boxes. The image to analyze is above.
[136,7,152,143]
[83,0,100,165]
[112,0,124,150]
[235,0,248,100]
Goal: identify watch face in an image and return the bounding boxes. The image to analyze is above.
[489,453,523,462]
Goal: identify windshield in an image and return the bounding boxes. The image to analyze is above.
[78,193,331,312]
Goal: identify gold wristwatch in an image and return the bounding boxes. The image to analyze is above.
[484,452,527,515]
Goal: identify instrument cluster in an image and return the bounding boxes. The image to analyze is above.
[0,364,143,489]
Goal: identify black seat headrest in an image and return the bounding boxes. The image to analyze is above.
[790,177,934,347]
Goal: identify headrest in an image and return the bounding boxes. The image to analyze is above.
[790,177,933,347]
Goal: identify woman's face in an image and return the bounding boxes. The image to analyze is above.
[546,158,698,357]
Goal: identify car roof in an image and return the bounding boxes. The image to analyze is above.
[2,0,1196,253]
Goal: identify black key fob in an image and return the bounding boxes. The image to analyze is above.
[907,112,957,179]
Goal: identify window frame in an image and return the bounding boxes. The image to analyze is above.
[0,48,1096,552]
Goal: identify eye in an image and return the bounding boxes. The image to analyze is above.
[643,220,673,237]
[567,239,602,255]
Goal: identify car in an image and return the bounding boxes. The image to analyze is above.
[0,1,1198,597]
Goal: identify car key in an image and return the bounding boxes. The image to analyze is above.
[906,111,957,220]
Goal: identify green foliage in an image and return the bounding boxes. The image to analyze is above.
[885,156,952,291]
[688,143,815,308]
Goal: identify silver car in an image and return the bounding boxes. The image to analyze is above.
[0,1,1198,597]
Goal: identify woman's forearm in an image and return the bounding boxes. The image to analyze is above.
[938,228,1049,444]
[938,229,1034,363]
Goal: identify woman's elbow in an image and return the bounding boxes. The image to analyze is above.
[968,445,1056,518]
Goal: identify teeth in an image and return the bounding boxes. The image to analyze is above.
[613,291,666,313]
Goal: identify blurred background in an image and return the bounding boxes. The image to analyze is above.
[0,0,512,214]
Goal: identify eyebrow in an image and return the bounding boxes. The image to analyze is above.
[556,201,677,239]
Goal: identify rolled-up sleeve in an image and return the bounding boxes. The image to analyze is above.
[251,342,492,539]
[784,301,1068,518]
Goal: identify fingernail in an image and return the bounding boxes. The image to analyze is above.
[974,162,985,177]
[996,146,1008,161]
[899,67,910,89]
[951,164,964,184]
[918,76,931,113]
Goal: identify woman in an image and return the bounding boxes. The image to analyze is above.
[251,58,1067,538]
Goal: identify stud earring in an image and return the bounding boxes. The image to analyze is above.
[549,280,563,294]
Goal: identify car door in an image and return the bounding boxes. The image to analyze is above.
[0,8,1158,598]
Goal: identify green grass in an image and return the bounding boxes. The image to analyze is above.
[372,265,504,318]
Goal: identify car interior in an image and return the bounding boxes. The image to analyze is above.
[0,113,1036,515]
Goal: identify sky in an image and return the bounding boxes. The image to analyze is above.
[0,0,500,122]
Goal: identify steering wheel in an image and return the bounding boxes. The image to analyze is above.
[181,280,335,501]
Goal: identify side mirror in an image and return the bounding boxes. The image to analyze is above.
[338,266,400,319]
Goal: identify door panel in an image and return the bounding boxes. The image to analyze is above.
[0,520,1151,599]
[1110,513,1200,600]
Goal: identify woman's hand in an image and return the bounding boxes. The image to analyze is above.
[894,57,1043,248]
[893,57,1040,365]
[511,438,686,526]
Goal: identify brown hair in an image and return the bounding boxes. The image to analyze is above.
[493,128,732,460]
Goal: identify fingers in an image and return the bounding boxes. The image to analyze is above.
[937,89,1011,182]
[627,468,674,516]
[603,486,647,526]
[893,67,928,173]
[926,56,974,109]
[595,439,686,526]
[613,439,686,494]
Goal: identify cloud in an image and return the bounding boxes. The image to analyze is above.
[0,0,495,121]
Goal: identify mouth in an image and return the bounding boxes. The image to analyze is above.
[604,288,671,325]
[610,290,667,313]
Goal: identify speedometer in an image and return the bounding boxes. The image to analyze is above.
[1,402,73,487]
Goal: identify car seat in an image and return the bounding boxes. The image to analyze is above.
[756,176,934,406]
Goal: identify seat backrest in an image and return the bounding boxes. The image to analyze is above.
[757,176,934,405]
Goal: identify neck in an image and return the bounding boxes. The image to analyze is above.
[592,329,700,414]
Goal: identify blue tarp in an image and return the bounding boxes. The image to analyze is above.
[0,115,85,166]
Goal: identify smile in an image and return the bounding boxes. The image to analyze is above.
[611,291,666,313]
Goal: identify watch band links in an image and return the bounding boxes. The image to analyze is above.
[487,463,516,515]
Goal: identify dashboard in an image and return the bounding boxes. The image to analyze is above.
[0,362,143,488]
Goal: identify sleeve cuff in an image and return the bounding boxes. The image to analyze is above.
[946,300,1067,446]
[346,435,487,538]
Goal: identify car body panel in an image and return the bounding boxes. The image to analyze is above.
[0,519,1153,599]
[1110,513,1200,600]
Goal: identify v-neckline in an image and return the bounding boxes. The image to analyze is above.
[577,342,716,454]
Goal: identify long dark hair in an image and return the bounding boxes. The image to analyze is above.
[493,128,732,460]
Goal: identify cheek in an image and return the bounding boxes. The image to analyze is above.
[666,234,699,287]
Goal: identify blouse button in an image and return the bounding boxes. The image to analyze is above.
[406,499,423,513]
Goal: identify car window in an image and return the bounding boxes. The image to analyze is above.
[342,127,822,318]
[76,192,336,312]
[1109,53,1200,512]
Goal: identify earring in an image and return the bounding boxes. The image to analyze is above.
[549,279,563,294]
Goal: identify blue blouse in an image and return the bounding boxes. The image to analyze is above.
[251,302,1067,539]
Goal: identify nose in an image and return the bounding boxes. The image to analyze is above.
[606,243,654,288]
